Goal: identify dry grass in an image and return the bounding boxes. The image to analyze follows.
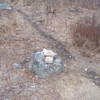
[71,22,100,55]
[7,0,100,9]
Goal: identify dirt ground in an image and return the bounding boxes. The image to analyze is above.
[0,1,100,100]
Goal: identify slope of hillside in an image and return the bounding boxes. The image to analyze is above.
[0,1,100,100]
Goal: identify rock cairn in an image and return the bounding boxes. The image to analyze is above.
[29,49,64,78]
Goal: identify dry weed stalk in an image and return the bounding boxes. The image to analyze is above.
[71,16,100,54]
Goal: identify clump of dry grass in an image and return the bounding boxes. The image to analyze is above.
[71,21,100,55]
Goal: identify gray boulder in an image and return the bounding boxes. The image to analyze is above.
[29,49,64,78]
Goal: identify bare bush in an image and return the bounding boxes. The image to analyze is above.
[71,21,100,54]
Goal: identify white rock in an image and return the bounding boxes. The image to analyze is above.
[43,48,57,57]
[54,58,62,64]
[84,68,88,72]
[13,63,21,68]
[45,56,54,64]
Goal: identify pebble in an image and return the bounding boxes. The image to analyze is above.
[31,85,37,88]
[13,63,21,68]
[94,76,99,79]
[85,68,88,72]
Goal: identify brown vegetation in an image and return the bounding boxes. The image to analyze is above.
[71,21,100,54]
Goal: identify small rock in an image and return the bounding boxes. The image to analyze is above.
[69,55,72,59]
[85,68,88,72]
[54,58,62,64]
[94,76,99,79]
[0,3,12,10]
[31,85,37,88]
[43,48,57,57]
[13,63,21,68]
[92,83,95,86]
[45,56,54,64]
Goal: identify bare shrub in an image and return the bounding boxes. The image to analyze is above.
[71,21,100,55]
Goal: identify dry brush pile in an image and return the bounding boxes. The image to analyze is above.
[71,16,100,56]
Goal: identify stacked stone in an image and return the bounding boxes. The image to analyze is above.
[29,49,64,78]
[43,48,57,64]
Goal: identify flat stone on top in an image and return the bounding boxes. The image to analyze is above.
[43,48,57,57]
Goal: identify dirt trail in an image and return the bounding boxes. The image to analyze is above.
[10,5,73,61]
